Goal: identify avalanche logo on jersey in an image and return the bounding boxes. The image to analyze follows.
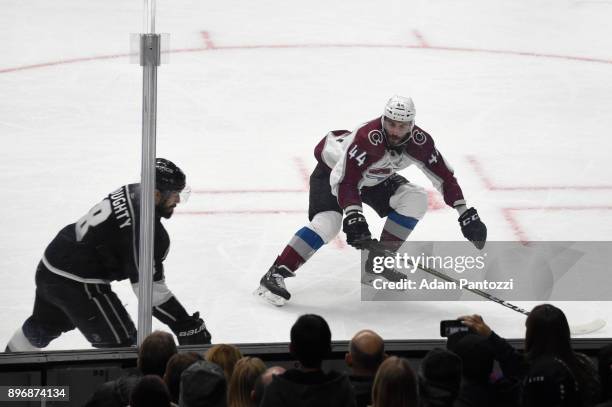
[368,130,384,146]
[409,128,427,146]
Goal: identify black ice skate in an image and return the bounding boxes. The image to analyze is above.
[254,264,295,306]
[362,252,407,287]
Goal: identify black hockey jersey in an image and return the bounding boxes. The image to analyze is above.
[43,184,169,284]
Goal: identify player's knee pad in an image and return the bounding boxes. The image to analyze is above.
[389,184,428,220]
[22,316,65,348]
[307,211,343,244]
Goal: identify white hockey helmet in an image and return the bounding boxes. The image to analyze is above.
[383,95,416,122]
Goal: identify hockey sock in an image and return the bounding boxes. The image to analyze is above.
[6,326,43,352]
[380,211,419,252]
[275,227,325,272]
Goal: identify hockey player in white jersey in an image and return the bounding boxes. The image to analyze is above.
[255,96,487,306]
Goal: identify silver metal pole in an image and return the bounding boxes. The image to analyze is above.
[137,32,160,347]
[143,0,156,34]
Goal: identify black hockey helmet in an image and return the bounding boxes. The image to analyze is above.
[156,158,186,192]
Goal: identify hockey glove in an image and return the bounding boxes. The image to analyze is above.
[170,312,212,345]
[343,210,372,249]
[458,207,487,249]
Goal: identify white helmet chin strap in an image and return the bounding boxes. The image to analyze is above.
[381,116,414,147]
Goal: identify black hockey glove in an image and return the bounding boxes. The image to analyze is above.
[170,312,212,345]
[343,210,372,249]
[458,207,487,249]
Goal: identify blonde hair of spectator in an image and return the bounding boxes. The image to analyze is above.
[227,356,267,407]
[371,356,419,407]
[205,343,244,380]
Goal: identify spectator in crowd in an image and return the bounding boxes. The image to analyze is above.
[164,352,203,404]
[227,356,266,407]
[521,357,582,407]
[179,360,227,407]
[460,304,600,407]
[129,375,173,407]
[345,329,386,407]
[84,330,178,407]
[260,314,356,407]
[206,344,243,381]
[251,366,286,406]
[139,330,179,377]
[371,356,419,407]
[447,332,498,407]
[418,348,461,407]
[596,344,612,407]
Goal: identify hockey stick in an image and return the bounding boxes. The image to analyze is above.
[365,241,606,336]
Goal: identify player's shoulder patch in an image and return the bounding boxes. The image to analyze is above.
[367,129,384,146]
[409,127,428,146]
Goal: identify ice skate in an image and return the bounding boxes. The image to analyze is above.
[254,265,295,306]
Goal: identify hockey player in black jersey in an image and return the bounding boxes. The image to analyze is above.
[5,158,211,351]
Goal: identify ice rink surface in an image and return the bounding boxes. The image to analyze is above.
[1,0,612,350]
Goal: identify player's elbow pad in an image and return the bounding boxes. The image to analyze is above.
[131,280,175,307]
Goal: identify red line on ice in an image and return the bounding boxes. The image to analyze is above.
[502,208,530,243]
[3,42,612,74]
[502,205,612,242]
[193,188,304,194]
[467,155,612,191]
[177,209,305,215]
[506,205,612,211]
[200,31,216,49]
[412,30,429,48]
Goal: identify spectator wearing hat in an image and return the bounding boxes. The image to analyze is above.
[179,360,227,407]
[164,352,203,404]
[260,314,356,407]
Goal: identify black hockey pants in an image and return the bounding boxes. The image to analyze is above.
[22,262,136,348]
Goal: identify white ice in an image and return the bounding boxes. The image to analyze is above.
[1,0,612,350]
